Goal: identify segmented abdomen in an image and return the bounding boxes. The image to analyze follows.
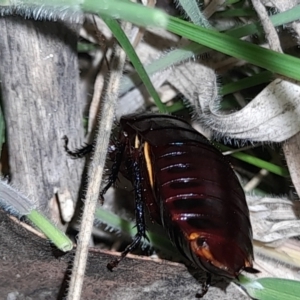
[120,113,253,278]
[149,131,253,277]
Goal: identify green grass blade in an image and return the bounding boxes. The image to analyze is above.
[120,42,201,95]
[7,2,300,85]
[229,5,300,38]
[230,152,289,177]
[166,16,300,81]
[0,181,72,252]
[27,210,73,252]
[215,8,257,18]
[102,17,166,112]
[82,0,169,28]
[219,144,289,177]
[240,276,300,300]
[121,6,300,95]
[220,70,274,96]
[1,0,169,28]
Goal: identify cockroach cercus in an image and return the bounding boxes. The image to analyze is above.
[64,113,258,297]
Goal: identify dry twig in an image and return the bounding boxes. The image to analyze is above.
[67,22,131,300]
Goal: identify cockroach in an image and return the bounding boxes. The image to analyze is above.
[64,113,258,298]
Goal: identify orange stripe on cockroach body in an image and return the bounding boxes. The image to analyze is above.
[143,141,154,189]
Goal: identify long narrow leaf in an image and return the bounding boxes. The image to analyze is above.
[166,16,300,81]
[220,71,274,96]
[4,1,300,82]
[82,0,169,28]
[219,145,289,177]
[102,16,167,112]
[121,5,300,94]
[240,276,300,300]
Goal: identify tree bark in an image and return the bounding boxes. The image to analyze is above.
[0,16,85,220]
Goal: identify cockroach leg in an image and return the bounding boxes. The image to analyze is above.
[99,141,125,204]
[107,149,147,271]
[196,273,211,298]
[63,135,93,159]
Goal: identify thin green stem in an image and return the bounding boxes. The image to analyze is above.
[27,210,73,252]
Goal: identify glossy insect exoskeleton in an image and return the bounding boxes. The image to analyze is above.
[64,113,257,297]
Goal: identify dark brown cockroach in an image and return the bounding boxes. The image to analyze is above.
[64,113,258,298]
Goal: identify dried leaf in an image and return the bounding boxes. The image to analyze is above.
[192,78,300,142]
[248,195,300,244]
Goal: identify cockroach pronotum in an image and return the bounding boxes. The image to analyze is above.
[64,113,258,297]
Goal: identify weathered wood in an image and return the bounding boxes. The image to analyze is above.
[0,16,85,217]
[0,209,250,300]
